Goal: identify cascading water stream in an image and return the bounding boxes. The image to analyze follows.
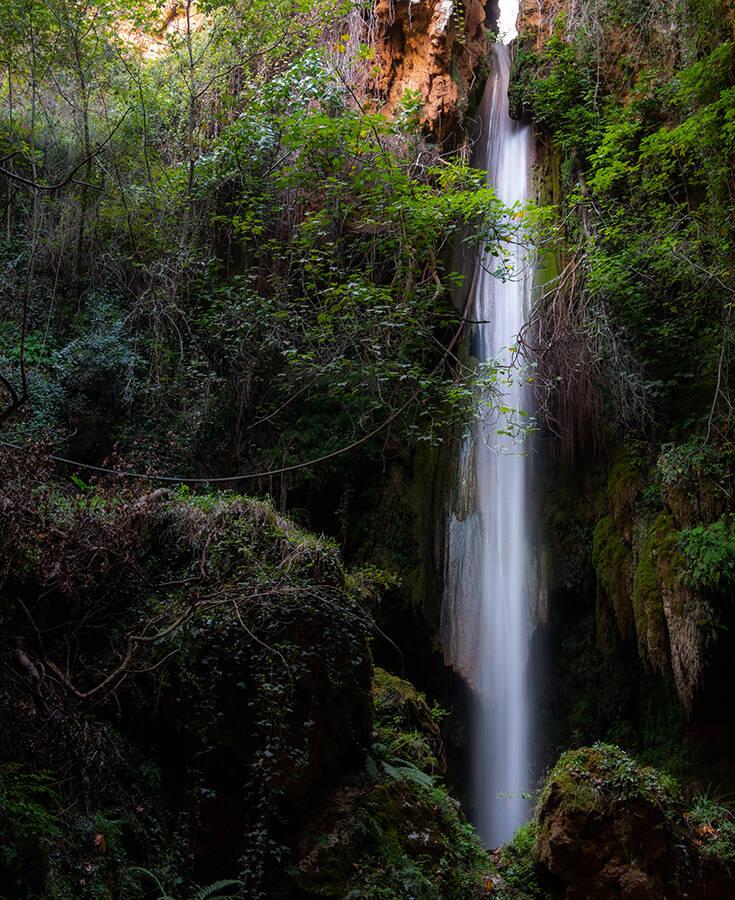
[441,3,535,849]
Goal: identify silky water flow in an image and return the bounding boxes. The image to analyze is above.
[441,9,536,849]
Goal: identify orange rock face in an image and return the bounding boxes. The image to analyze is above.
[371,0,488,143]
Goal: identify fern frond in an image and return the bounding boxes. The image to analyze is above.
[365,752,379,780]
[128,866,173,898]
[380,758,434,789]
[193,878,243,900]
[391,765,433,789]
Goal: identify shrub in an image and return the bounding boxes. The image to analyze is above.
[678,517,735,591]
[0,765,64,898]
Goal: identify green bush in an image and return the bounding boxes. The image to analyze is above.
[293,668,495,898]
[686,791,735,867]
[495,821,549,899]
[509,8,735,425]
[0,765,64,898]
[678,517,735,590]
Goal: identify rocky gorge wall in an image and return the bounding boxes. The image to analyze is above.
[513,0,735,775]
[370,0,491,141]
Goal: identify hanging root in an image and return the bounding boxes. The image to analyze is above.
[520,248,650,462]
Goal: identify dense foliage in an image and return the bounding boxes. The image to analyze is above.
[514,4,735,874]
[512,0,735,451]
[0,445,378,897]
[0,2,527,896]
[0,0,521,499]
[3,0,735,896]
[294,668,496,898]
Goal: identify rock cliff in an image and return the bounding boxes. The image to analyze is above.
[371,0,489,142]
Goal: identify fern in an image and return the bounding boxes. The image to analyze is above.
[365,752,380,780]
[678,517,735,590]
[390,764,434,789]
[128,866,177,900]
[370,747,435,790]
[194,880,243,900]
[381,759,434,789]
[129,868,241,900]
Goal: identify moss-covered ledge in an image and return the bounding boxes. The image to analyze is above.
[0,449,375,899]
[292,666,495,898]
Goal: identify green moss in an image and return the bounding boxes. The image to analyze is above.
[592,514,634,639]
[540,743,680,817]
[632,515,669,670]
[606,445,647,528]
[538,746,735,892]
[648,512,688,613]
[607,446,644,498]
[293,669,494,898]
[632,544,660,640]
[372,668,444,773]
[373,668,422,706]
[595,448,666,650]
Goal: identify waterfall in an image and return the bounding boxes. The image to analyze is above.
[441,9,535,848]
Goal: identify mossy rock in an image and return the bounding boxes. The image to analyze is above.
[656,441,733,530]
[632,513,672,674]
[606,446,649,537]
[536,744,735,898]
[0,464,375,898]
[293,668,494,898]
[648,511,713,713]
[592,514,634,642]
[686,793,735,873]
[372,668,445,773]
[494,821,550,899]
[536,744,680,898]
[294,779,494,899]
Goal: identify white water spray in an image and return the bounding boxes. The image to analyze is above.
[442,4,535,848]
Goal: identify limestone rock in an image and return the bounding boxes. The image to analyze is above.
[371,0,488,142]
[536,744,735,899]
